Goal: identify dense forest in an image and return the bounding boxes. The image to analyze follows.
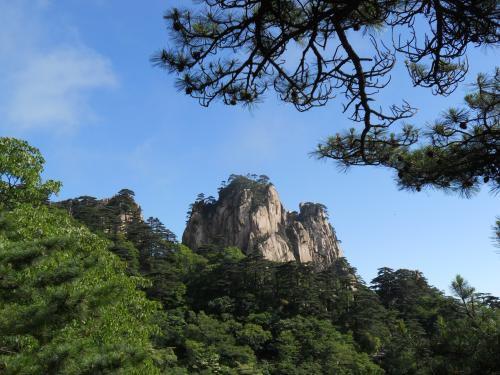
[1,137,499,374]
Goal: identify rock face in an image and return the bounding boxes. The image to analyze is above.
[182,176,343,267]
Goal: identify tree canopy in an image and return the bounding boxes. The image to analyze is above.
[0,138,61,207]
[156,1,499,196]
[0,204,164,374]
[1,136,498,373]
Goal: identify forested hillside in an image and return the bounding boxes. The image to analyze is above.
[1,137,499,374]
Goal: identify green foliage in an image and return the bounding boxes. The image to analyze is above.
[235,323,272,351]
[3,200,498,375]
[3,138,497,373]
[0,204,162,374]
[316,69,499,198]
[146,244,207,310]
[196,245,246,265]
[182,312,259,373]
[371,269,500,374]
[270,316,383,374]
[391,70,499,196]
[56,191,178,275]
[219,175,272,209]
[431,307,500,373]
[49,184,500,374]
[0,137,61,207]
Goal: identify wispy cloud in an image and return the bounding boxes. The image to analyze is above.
[7,47,116,132]
[0,0,117,133]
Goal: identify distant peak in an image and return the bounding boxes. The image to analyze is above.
[183,175,343,268]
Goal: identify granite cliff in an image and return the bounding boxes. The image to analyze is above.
[183,175,343,267]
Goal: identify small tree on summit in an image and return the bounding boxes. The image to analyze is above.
[117,188,135,198]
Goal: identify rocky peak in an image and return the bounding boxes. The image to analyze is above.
[182,175,343,267]
[55,189,143,234]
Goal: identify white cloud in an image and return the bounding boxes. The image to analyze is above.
[7,47,116,132]
[0,0,117,133]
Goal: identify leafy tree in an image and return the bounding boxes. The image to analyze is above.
[343,285,391,354]
[146,244,207,310]
[0,137,60,207]
[117,188,135,198]
[317,70,500,196]
[429,276,500,374]
[0,137,179,373]
[57,191,180,274]
[269,316,383,374]
[181,312,259,373]
[370,270,500,374]
[235,322,272,352]
[147,217,178,243]
[0,204,165,374]
[451,274,478,318]
[58,196,106,232]
[108,235,141,275]
[371,268,455,331]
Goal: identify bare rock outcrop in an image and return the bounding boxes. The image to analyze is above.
[182,176,343,267]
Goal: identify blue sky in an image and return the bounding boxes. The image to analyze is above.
[1,0,498,295]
